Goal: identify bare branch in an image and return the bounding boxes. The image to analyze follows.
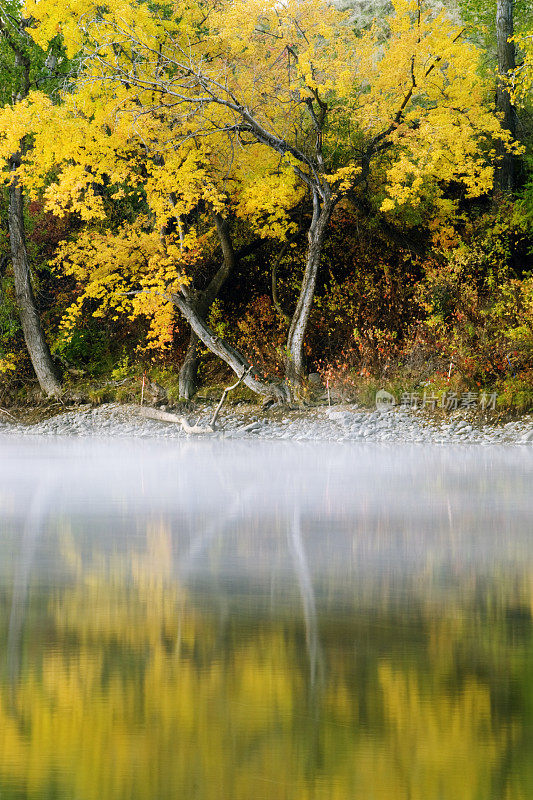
[210,366,252,428]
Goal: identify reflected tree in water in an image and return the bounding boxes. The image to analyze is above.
[2,522,533,799]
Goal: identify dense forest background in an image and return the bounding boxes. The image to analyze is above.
[0,0,532,409]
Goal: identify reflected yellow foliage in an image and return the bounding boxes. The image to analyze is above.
[376,664,498,800]
[0,535,530,800]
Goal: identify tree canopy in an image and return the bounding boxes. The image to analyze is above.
[0,0,530,405]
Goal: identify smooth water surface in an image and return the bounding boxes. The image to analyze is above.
[0,439,532,799]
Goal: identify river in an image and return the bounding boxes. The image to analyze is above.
[0,439,532,799]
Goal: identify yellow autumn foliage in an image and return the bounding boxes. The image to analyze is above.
[0,0,514,350]
[512,32,533,105]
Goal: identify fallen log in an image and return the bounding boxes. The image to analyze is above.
[131,366,254,435]
[132,405,217,434]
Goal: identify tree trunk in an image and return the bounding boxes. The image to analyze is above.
[285,194,332,390]
[495,0,516,191]
[179,328,201,399]
[172,291,287,401]
[178,212,249,400]
[8,157,61,397]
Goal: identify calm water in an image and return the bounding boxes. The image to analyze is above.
[0,438,532,800]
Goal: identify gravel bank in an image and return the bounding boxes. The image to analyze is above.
[1,403,532,443]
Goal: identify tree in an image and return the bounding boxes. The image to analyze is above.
[5,0,513,398]
[444,0,532,191]
[0,2,61,395]
[495,0,516,190]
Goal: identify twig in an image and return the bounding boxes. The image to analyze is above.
[0,407,17,420]
[210,366,252,429]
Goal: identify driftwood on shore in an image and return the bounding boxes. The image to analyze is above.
[134,405,218,434]
[133,367,257,435]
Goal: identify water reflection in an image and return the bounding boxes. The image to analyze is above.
[0,440,532,799]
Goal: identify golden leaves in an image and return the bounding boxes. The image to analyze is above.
[2,0,518,351]
[52,219,190,353]
[236,168,304,240]
[511,33,533,105]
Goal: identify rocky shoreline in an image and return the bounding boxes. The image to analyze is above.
[1,402,532,443]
